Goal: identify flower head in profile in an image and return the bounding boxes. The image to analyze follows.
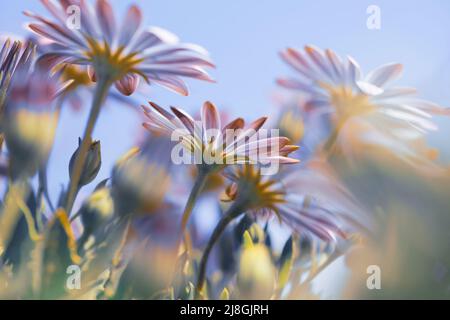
[2,62,69,178]
[278,46,450,162]
[0,38,35,99]
[223,163,368,242]
[142,101,299,174]
[26,0,214,96]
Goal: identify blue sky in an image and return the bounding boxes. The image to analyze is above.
[1,0,450,208]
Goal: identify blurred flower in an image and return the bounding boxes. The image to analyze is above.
[276,104,304,143]
[26,0,214,96]
[0,38,35,102]
[278,46,450,163]
[223,163,367,242]
[79,187,114,236]
[237,243,276,299]
[111,146,171,216]
[142,101,300,171]
[2,63,69,178]
[69,137,101,188]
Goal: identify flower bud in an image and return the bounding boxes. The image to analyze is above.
[237,243,276,299]
[79,187,114,237]
[69,138,102,188]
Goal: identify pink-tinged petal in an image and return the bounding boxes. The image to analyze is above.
[223,117,245,131]
[265,156,300,164]
[96,0,116,43]
[152,55,215,68]
[278,206,334,241]
[325,48,345,81]
[119,5,142,47]
[222,118,244,145]
[202,101,221,145]
[365,63,403,87]
[131,26,179,52]
[224,117,267,153]
[78,0,100,37]
[247,116,267,132]
[401,99,450,116]
[305,45,333,79]
[146,75,189,96]
[347,56,361,84]
[115,73,139,96]
[28,23,73,46]
[141,43,209,60]
[36,53,69,73]
[25,11,84,46]
[142,122,172,136]
[170,106,196,134]
[142,107,177,134]
[280,48,314,79]
[356,81,384,96]
[236,137,291,155]
[40,0,67,24]
[375,87,416,99]
[147,101,174,121]
[279,145,300,156]
[201,101,221,131]
[276,78,321,94]
[141,65,214,82]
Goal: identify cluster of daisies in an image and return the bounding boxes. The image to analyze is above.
[0,0,447,300]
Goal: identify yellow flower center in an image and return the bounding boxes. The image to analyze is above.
[85,37,145,81]
[323,83,376,125]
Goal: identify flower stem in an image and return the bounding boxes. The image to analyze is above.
[180,170,208,240]
[322,121,344,157]
[64,75,112,214]
[195,202,243,299]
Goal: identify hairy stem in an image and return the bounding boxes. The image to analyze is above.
[195,202,243,299]
[64,76,112,214]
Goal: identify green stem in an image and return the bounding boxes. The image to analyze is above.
[64,76,112,214]
[195,202,243,299]
[323,122,343,157]
[180,170,208,236]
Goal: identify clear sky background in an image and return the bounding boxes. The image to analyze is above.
[1,0,450,298]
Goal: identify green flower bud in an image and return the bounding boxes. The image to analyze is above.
[69,138,101,188]
[80,187,114,235]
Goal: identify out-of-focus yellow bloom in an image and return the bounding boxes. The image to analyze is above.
[111,148,171,215]
[277,107,305,143]
[4,109,58,178]
[237,243,276,299]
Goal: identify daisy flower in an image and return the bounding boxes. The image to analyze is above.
[277,46,449,160]
[26,0,214,213]
[26,0,214,96]
[223,164,355,242]
[142,100,299,238]
[196,161,365,295]
[142,101,299,170]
